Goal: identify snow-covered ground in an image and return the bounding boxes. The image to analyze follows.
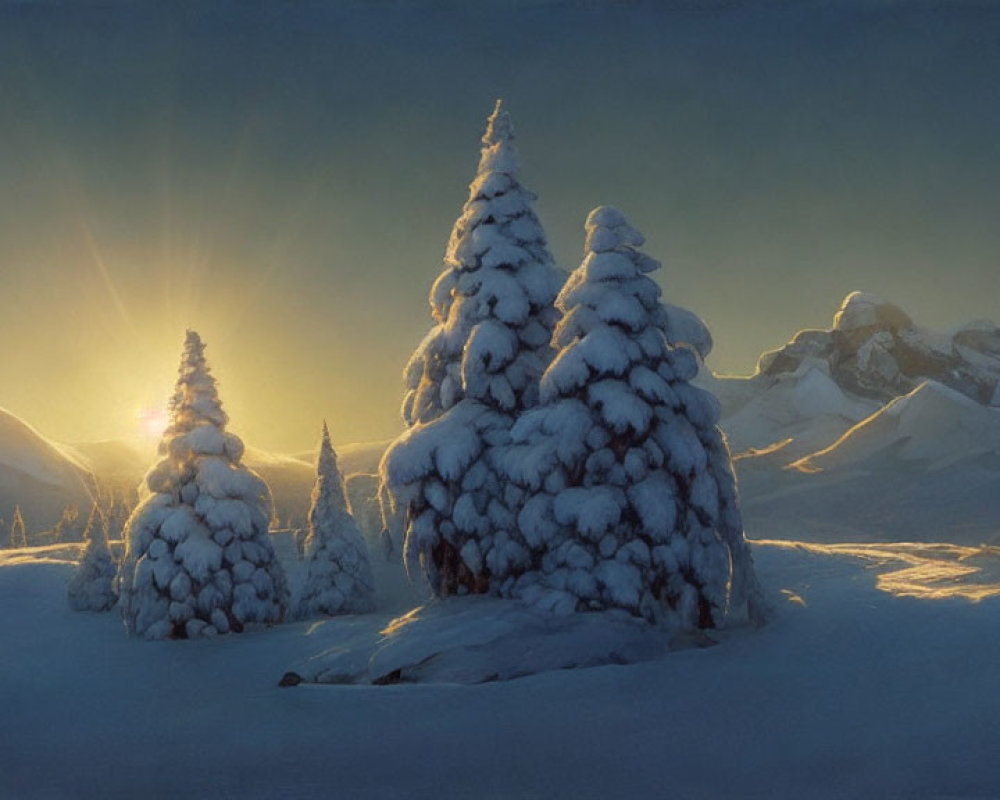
[2,535,999,798]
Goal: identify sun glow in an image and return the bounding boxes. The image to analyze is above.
[137,406,169,441]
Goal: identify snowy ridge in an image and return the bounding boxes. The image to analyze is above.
[56,438,393,534]
[0,407,95,533]
[60,439,147,483]
[790,380,1000,473]
[700,292,1000,472]
[719,358,880,460]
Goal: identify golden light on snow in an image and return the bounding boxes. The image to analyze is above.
[759,540,1000,603]
[137,406,169,440]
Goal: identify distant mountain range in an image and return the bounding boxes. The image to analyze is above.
[752,291,1000,406]
[703,291,1000,461]
[0,410,388,539]
[707,292,1000,545]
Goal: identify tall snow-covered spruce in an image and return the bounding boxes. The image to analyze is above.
[118,331,288,639]
[503,207,765,629]
[297,422,375,618]
[380,100,565,595]
[10,506,26,548]
[67,504,118,612]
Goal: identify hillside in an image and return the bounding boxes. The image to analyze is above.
[0,408,95,535]
[791,381,1000,473]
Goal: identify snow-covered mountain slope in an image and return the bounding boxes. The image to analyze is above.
[755,291,1000,406]
[239,446,315,525]
[707,359,880,459]
[57,438,394,531]
[244,442,392,527]
[733,382,1000,546]
[740,462,1000,547]
[791,380,1000,473]
[696,293,999,471]
[2,538,998,798]
[0,408,95,533]
[62,439,147,482]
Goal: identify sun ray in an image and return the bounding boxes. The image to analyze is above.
[77,220,136,336]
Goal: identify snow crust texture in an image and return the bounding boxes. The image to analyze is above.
[67,504,117,612]
[501,207,764,628]
[118,331,288,639]
[297,423,375,618]
[380,100,564,596]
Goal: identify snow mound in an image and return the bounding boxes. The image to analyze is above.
[791,380,1000,473]
[0,407,95,534]
[287,597,680,686]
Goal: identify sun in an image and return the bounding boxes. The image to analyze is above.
[136,406,169,441]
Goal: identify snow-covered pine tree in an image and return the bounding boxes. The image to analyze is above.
[380,100,565,596]
[376,481,403,563]
[10,506,26,548]
[380,526,395,562]
[103,491,132,543]
[297,422,375,618]
[118,331,288,639]
[0,517,7,549]
[67,503,118,612]
[503,206,765,629]
[53,505,85,543]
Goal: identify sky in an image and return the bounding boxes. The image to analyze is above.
[0,0,998,453]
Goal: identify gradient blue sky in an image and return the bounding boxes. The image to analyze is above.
[1,0,998,451]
